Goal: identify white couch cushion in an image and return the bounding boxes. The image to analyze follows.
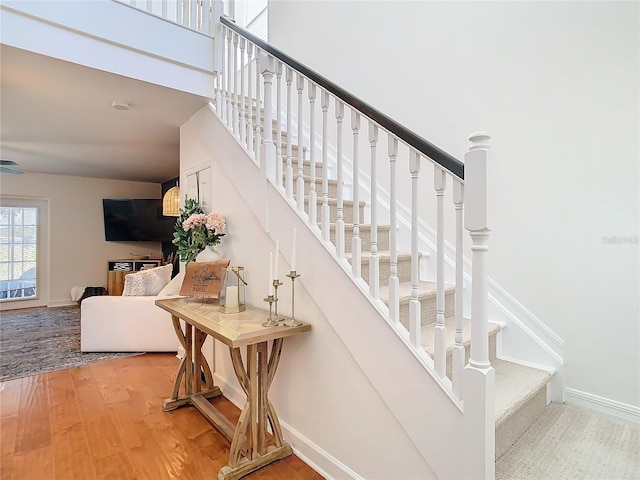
[122,264,173,296]
[158,269,185,296]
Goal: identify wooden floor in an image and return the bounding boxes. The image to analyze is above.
[0,353,324,480]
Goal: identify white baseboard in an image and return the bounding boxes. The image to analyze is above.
[47,300,76,307]
[564,387,640,425]
[213,372,363,480]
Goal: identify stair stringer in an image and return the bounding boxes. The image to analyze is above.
[193,104,489,479]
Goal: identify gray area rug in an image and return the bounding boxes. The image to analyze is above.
[497,402,640,479]
[0,305,138,382]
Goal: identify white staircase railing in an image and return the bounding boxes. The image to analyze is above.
[116,0,214,34]
[215,15,495,479]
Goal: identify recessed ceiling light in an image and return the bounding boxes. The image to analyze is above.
[112,101,130,111]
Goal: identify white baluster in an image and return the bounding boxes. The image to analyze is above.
[226,28,233,127]
[246,44,254,153]
[190,0,197,29]
[254,49,262,168]
[321,91,330,242]
[335,100,345,259]
[260,55,276,180]
[434,165,447,378]
[308,84,318,225]
[285,67,294,199]
[369,121,379,299]
[296,74,305,213]
[351,110,361,277]
[465,132,491,370]
[453,177,465,399]
[239,37,246,146]
[176,0,182,25]
[232,33,239,137]
[220,26,228,125]
[275,62,283,190]
[161,0,167,18]
[463,131,495,480]
[409,150,422,347]
[202,0,211,34]
[388,135,399,324]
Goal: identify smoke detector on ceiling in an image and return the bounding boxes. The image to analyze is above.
[111,101,130,111]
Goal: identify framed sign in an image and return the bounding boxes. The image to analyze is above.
[179,259,231,299]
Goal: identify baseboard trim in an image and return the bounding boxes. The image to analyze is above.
[213,372,363,480]
[47,300,76,307]
[564,387,640,425]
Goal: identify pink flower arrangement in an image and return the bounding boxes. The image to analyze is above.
[182,212,226,233]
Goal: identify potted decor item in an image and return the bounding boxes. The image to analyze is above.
[173,198,226,264]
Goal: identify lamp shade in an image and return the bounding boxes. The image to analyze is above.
[162,186,180,216]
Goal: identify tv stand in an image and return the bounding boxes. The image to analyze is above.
[107,259,161,295]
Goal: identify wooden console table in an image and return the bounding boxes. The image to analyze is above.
[155,297,311,480]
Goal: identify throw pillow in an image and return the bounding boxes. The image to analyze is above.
[122,272,146,296]
[158,270,186,297]
[122,264,173,296]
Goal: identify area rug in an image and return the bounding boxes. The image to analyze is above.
[0,305,138,382]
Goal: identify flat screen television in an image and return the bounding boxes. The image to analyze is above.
[103,199,176,242]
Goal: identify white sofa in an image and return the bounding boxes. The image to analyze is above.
[80,294,180,352]
[80,267,184,352]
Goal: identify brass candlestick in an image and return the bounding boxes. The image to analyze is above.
[272,279,283,322]
[284,271,302,327]
[262,294,279,327]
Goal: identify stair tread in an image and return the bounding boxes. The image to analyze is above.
[344,250,415,261]
[378,280,455,303]
[305,196,366,206]
[493,358,553,427]
[288,174,338,185]
[420,318,502,353]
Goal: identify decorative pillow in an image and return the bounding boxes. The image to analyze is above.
[157,270,186,297]
[122,264,173,296]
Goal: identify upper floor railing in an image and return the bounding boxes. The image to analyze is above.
[116,0,215,35]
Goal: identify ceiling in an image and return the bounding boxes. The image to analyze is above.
[0,44,211,184]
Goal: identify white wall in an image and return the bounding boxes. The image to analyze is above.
[0,172,162,308]
[268,1,639,408]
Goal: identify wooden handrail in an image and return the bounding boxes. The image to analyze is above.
[220,16,464,179]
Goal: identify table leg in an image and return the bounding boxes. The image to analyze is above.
[220,340,292,480]
[163,316,221,412]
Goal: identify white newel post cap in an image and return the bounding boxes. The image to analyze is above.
[469,131,491,151]
[464,132,491,232]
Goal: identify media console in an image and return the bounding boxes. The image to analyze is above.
[107,258,162,295]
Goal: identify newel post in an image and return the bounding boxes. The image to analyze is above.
[463,131,495,480]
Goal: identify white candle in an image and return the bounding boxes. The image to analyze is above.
[268,251,274,296]
[291,228,297,271]
[274,239,279,280]
[226,286,239,308]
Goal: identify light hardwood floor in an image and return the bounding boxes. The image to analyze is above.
[0,353,324,480]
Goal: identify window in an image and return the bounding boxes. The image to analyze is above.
[0,205,38,301]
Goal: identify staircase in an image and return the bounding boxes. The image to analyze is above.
[288,150,555,462]
[211,16,564,479]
